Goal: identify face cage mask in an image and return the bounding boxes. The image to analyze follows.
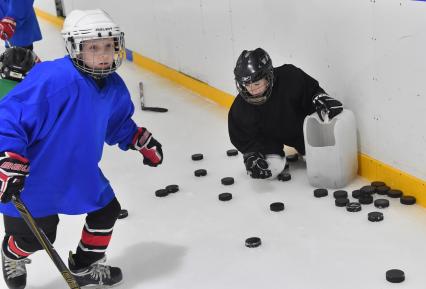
[67,34,125,79]
[236,72,274,105]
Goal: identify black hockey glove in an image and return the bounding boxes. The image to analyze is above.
[313,93,343,121]
[0,152,29,203]
[130,127,163,167]
[243,152,272,179]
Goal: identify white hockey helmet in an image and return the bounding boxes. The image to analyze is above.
[61,9,125,78]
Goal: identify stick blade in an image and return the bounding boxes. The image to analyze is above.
[141,107,168,112]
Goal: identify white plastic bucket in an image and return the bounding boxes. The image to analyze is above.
[303,109,358,189]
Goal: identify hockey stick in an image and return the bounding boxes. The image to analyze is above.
[11,195,80,289]
[2,34,12,49]
[139,81,168,112]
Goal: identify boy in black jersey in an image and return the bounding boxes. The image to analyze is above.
[228,48,343,180]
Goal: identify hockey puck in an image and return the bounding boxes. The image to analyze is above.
[346,202,361,212]
[386,269,405,283]
[387,189,403,198]
[368,211,384,222]
[118,209,128,219]
[270,202,285,212]
[400,195,416,205]
[374,199,389,209]
[245,237,261,248]
[194,169,207,177]
[286,154,299,162]
[155,189,168,197]
[191,153,203,161]
[352,190,361,199]
[221,177,234,185]
[335,198,349,207]
[166,184,179,193]
[376,185,390,195]
[360,185,375,195]
[218,193,232,201]
[333,190,348,199]
[278,172,291,182]
[359,195,373,205]
[226,149,238,156]
[314,188,328,198]
[371,181,386,187]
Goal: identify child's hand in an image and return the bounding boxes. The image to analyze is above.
[0,17,16,40]
[0,152,29,203]
[130,127,163,167]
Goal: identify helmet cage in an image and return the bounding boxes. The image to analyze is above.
[64,33,125,79]
[236,68,274,105]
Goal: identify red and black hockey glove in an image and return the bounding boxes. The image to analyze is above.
[313,93,343,121]
[243,152,272,179]
[0,152,30,203]
[130,127,163,167]
[0,17,16,40]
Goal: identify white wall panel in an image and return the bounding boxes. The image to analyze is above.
[35,0,426,180]
[369,0,426,178]
[197,0,235,92]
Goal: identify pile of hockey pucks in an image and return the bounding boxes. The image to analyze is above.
[314,181,417,222]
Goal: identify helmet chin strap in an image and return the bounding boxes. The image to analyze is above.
[74,58,117,79]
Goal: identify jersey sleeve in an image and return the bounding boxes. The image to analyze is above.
[0,89,56,157]
[0,98,27,155]
[105,81,138,151]
[294,66,326,115]
[6,0,34,21]
[228,98,266,154]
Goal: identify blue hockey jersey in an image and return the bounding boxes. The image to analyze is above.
[0,56,138,217]
[0,0,42,47]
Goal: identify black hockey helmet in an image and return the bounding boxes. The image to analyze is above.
[234,48,274,105]
[0,47,36,81]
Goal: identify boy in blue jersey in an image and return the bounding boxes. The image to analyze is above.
[0,9,163,289]
[0,0,42,60]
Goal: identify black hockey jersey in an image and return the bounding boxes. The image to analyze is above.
[228,64,325,156]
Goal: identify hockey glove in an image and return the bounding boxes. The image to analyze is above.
[130,127,163,167]
[0,152,29,203]
[243,152,272,179]
[313,93,343,121]
[0,17,16,40]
